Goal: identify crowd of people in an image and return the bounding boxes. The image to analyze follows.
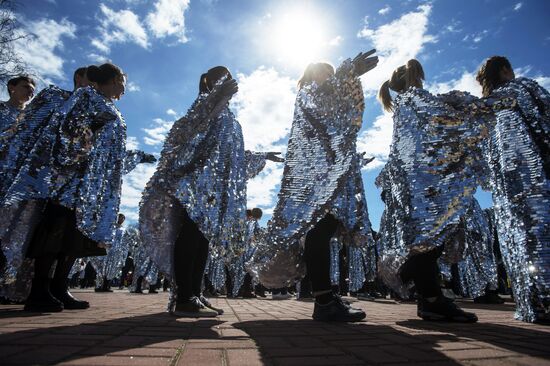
[0,48,548,325]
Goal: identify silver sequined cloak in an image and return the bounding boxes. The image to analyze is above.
[376,88,494,295]
[1,87,144,300]
[254,59,374,289]
[0,101,21,133]
[89,227,129,288]
[485,77,550,322]
[139,86,266,290]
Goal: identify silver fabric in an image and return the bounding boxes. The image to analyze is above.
[228,218,259,297]
[376,88,495,296]
[0,101,21,133]
[139,84,266,292]
[455,204,498,299]
[485,77,550,322]
[253,59,374,288]
[89,227,129,288]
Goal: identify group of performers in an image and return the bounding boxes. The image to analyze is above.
[0,48,548,324]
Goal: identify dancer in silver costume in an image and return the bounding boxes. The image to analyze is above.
[375,59,504,322]
[1,63,155,312]
[130,226,160,294]
[254,50,378,322]
[90,214,129,292]
[476,56,550,323]
[140,66,281,317]
[0,75,35,133]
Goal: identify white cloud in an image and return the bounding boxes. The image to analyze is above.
[142,117,174,145]
[166,108,177,116]
[92,4,149,53]
[15,17,76,80]
[357,113,393,170]
[535,76,550,91]
[378,5,391,15]
[127,81,141,92]
[231,67,296,151]
[87,52,110,63]
[357,4,436,95]
[126,136,139,150]
[329,35,343,46]
[146,0,190,43]
[120,163,157,222]
[427,71,482,97]
[231,66,297,213]
[514,2,523,11]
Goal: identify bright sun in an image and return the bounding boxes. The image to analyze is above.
[267,6,330,69]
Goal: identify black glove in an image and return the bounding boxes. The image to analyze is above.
[352,49,379,77]
[266,152,284,162]
[219,79,239,98]
[142,153,157,164]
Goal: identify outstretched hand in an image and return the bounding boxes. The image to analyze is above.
[352,49,379,77]
[266,152,284,163]
[219,78,239,98]
[142,153,157,164]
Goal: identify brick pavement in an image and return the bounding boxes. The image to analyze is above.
[0,290,549,365]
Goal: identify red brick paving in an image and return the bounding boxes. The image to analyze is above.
[0,290,549,365]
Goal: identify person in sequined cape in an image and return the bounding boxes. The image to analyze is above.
[140,67,280,317]
[252,51,378,322]
[1,63,155,312]
[476,56,550,323]
[0,75,36,133]
[375,59,500,323]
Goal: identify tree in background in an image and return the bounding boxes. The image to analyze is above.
[0,0,32,84]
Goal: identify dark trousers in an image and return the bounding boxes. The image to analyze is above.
[173,208,209,302]
[400,246,444,298]
[303,214,339,293]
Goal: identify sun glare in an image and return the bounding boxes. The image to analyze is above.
[267,6,330,70]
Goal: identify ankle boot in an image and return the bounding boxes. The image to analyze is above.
[51,278,90,309]
[24,278,64,312]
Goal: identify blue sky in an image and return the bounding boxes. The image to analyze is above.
[10,0,550,228]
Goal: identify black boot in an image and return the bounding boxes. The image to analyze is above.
[51,257,90,310]
[24,277,64,312]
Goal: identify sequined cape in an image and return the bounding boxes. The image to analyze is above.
[0,86,71,203]
[376,88,495,295]
[0,101,21,133]
[139,88,266,281]
[89,227,129,288]
[485,77,550,322]
[254,59,374,289]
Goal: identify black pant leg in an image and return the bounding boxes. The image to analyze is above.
[191,230,209,297]
[173,213,199,302]
[304,214,339,293]
[400,246,444,298]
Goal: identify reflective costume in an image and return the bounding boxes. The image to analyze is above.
[254,59,374,288]
[89,227,129,289]
[228,218,261,297]
[376,87,497,296]
[0,86,147,301]
[140,83,267,294]
[131,233,159,292]
[485,77,550,322]
[0,101,21,133]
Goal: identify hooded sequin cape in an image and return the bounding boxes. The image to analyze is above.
[139,88,266,282]
[254,59,374,289]
[485,77,550,322]
[376,88,495,295]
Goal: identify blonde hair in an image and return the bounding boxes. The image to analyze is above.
[298,62,334,89]
[378,59,425,112]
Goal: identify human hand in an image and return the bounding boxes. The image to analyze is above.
[142,153,157,164]
[352,49,379,77]
[266,152,284,162]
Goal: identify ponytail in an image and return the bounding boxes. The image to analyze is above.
[198,73,209,93]
[378,80,394,112]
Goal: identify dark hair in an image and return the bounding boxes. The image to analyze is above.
[117,213,126,223]
[73,66,88,88]
[378,59,424,112]
[476,56,513,97]
[7,75,36,96]
[199,66,232,93]
[87,63,125,85]
[251,207,263,219]
[246,209,252,217]
[298,62,334,89]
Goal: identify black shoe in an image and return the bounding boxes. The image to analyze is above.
[199,295,224,315]
[418,296,478,323]
[312,296,366,322]
[24,290,64,313]
[474,292,505,304]
[149,289,158,294]
[51,288,90,310]
[172,296,218,318]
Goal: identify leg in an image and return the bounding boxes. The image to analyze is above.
[305,214,365,322]
[51,255,89,309]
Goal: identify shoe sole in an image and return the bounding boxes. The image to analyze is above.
[419,311,478,323]
[312,313,366,322]
[171,311,218,318]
